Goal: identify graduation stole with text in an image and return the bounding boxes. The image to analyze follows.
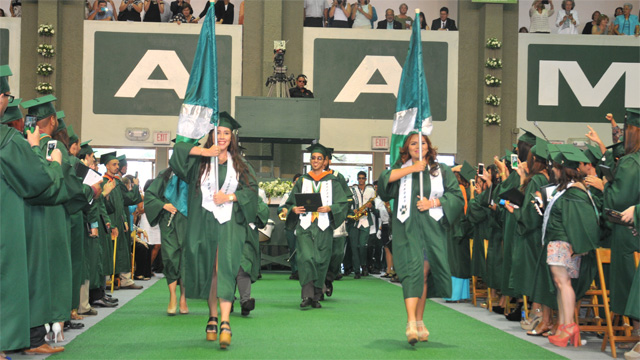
[200,152,238,224]
[397,159,444,223]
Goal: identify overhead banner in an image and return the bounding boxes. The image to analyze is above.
[82,22,242,146]
[517,35,640,143]
[303,28,458,153]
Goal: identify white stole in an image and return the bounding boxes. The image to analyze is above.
[200,152,238,224]
[397,160,444,223]
[299,177,332,231]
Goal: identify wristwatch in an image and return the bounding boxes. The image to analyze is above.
[228,194,235,202]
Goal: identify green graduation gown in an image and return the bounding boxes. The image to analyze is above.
[532,186,600,308]
[497,171,521,297]
[243,199,269,282]
[447,185,472,279]
[377,163,464,299]
[467,190,491,278]
[328,170,352,282]
[624,204,640,319]
[0,126,59,351]
[96,196,113,279]
[102,174,142,274]
[170,143,258,301]
[84,198,103,289]
[284,172,349,298]
[512,173,549,298]
[144,169,188,285]
[604,152,640,314]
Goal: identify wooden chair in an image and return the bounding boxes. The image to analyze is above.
[573,249,640,357]
[470,239,489,307]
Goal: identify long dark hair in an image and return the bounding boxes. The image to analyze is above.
[197,129,254,189]
[517,140,533,163]
[399,133,439,176]
[624,124,640,155]
[52,128,70,150]
[553,163,585,191]
[521,151,548,191]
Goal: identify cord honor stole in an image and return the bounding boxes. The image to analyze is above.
[299,178,332,230]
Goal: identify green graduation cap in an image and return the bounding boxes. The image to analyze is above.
[518,128,537,146]
[459,161,476,182]
[530,138,550,161]
[606,141,625,159]
[67,124,79,144]
[21,95,57,120]
[553,144,590,169]
[99,151,118,165]
[626,108,640,128]
[306,143,329,157]
[55,117,67,133]
[582,144,602,166]
[0,97,23,124]
[218,111,241,130]
[0,65,12,94]
[77,140,95,158]
[326,147,335,160]
[546,143,560,166]
[116,154,127,168]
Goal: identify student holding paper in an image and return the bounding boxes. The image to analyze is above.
[281,143,349,309]
[377,132,463,345]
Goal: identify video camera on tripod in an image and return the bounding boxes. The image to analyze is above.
[265,40,295,97]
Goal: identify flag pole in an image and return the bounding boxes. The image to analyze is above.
[416,8,424,200]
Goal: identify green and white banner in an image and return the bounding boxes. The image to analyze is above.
[518,35,640,144]
[303,28,458,154]
[82,22,242,146]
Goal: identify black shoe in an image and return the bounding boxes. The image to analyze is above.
[289,272,299,280]
[325,280,333,297]
[311,300,322,309]
[319,294,325,301]
[492,306,505,315]
[78,309,98,316]
[505,304,523,321]
[64,321,84,330]
[390,275,400,283]
[354,273,361,279]
[91,298,117,308]
[104,296,118,304]
[335,273,343,281]
[241,298,255,316]
[300,298,312,308]
[362,269,369,276]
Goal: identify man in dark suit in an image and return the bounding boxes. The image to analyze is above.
[431,6,457,31]
[377,8,402,29]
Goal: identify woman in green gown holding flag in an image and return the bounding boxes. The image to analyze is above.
[169,113,258,349]
[377,132,464,345]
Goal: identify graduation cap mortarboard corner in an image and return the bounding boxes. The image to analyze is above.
[626,108,640,128]
[553,144,590,169]
[218,111,241,130]
[77,140,95,158]
[459,161,476,182]
[306,143,329,157]
[518,128,537,146]
[582,144,602,166]
[116,155,127,168]
[67,124,79,144]
[99,151,118,165]
[21,95,57,121]
[0,65,12,94]
[531,138,550,161]
[326,147,335,160]
[56,110,65,120]
[0,97,23,124]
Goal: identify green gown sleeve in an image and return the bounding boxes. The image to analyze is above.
[234,160,259,225]
[604,153,640,212]
[121,183,142,206]
[467,191,489,224]
[635,205,640,232]
[514,174,548,237]
[329,177,349,227]
[561,189,600,254]
[144,172,169,227]
[169,142,200,183]
[376,166,399,204]
[255,198,270,228]
[438,164,464,226]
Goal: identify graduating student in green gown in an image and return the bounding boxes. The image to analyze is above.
[621,204,639,321]
[169,113,258,349]
[604,109,640,324]
[144,167,189,315]
[539,145,600,347]
[282,143,349,308]
[377,132,464,345]
[0,90,63,353]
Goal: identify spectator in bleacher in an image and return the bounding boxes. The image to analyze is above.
[88,0,114,20]
[581,10,599,34]
[615,6,624,17]
[592,14,610,35]
[143,0,164,22]
[0,9,5,16]
[377,8,401,29]
[169,0,188,17]
[9,0,21,17]
[170,3,197,24]
[215,0,234,24]
[329,0,351,28]
[431,7,457,31]
[351,0,373,29]
[304,0,329,27]
[519,26,529,33]
[418,11,429,30]
[613,3,640,36]
[395,3,412,29]
[529,0,554,34]
[92,0,117,19]
[555,0,579,34]
[118,0,143,21]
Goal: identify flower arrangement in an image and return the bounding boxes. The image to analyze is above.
[486,37,502,49]
[485,94,501,107]
[37,44,55,57]
[37,63,54,76]
[38,24,55,36]
[35,82,54,94]
[485,58,502,69]
[485,74,502,87]
[259,178,294,199]
[484,113,501,126]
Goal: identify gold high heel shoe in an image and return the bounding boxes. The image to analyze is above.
[219,321,232,349]
[167,298,177,316]
[206,317,218,341]
[406,321,418,346]
[416,321,430,342]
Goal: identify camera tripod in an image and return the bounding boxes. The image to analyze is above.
[265,65,295,98]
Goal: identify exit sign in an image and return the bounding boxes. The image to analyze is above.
[371,136,389,150]
[154,131,172,145]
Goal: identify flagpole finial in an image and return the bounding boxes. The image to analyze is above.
[415,8,420,14]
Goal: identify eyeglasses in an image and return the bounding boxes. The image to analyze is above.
[310,156,324,161]
[358,176,366,180]
[3,94,14,103]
